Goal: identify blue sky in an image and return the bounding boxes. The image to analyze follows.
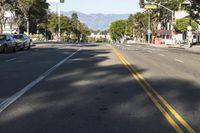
[50,0,141,14]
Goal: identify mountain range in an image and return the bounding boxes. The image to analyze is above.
[62,11,130,31]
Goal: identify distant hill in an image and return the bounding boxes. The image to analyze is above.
[62,11,129,30]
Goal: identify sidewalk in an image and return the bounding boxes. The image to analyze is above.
[185,45,200,53]
[133,41,200,54]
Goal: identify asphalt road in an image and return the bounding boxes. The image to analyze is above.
[0,43,199,133]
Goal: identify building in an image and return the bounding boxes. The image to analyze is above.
[156,10,200,45]
[2,11,18,34]
[89,32,111,41]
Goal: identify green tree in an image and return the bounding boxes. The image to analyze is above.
[79,23,91,42]
[109,20,127,42]
[176,17,198,32]
[11,0,48,33]
[47,12,90,42]
[0,0,49,34]
[17,0,34,25]
[71,12,80,42]
[47,13,72,34]
[133,12,148,39]
[126,14,134,38]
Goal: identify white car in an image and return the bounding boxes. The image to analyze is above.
[13,34,32,50]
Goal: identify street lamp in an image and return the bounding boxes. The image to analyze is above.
[25,17,29,36]
[148,10,151,44]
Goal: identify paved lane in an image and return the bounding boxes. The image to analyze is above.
[113,43,200,132]
[0,43,175,133]
[0,45,79,102]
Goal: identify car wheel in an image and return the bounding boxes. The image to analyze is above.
[27,44,31,50]
[13,44,17,52]
[21,44,25,50]
[4,45,9,53]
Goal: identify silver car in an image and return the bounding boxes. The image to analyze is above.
[13,34,32,50]
[0,34,17,53]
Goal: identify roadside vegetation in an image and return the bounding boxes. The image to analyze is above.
[0,0,91,42]
[109,0,200,42]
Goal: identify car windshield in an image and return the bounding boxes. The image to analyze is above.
[0,35,6,41]
[13,35,24,40]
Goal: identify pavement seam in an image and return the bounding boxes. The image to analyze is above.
[5,58,17,62]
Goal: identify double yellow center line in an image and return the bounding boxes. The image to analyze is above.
[110,45,196,133]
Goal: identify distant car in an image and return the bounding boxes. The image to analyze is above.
[13,34,32,50]
[0,34,17,53]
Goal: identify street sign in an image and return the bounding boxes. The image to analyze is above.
[144,4,158,9]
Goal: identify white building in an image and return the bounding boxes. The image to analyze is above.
[2,11,18,34]
[156,10,200,45]
[89,32,111,41]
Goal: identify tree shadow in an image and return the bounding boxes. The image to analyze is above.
[0,45,200,133]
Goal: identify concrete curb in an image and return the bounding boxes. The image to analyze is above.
[131,42,200,54]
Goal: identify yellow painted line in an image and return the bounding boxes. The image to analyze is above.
[110,46,196,133]
[112,47,196,133]
[111,47,183,133]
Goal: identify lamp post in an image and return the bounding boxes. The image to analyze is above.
[56,3,61,41]
[148,9,151,44]
[45,9,48,41]
[25,17,29,36]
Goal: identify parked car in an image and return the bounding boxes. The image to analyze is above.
[0,34,17,53]
[13,34,32,50]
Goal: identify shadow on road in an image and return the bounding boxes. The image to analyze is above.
[0,45,200,133]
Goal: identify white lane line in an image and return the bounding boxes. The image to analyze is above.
[5,58,17,62]
[0,48,81,113]
[175,58,184,63]
[159,54,165,57]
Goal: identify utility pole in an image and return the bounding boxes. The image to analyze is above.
[148,10,151,44]
[26,17,29,36]
[56,3,61,41]
[45,9,48,41]
[139,1,157,44]
[46,0,64,41]
[58,2,61,41]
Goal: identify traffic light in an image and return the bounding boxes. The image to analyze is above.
[139,0,145,8]
[60,0,64,3]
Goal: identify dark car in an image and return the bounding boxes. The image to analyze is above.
[0,34,17,53]
[13,34,32,50]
